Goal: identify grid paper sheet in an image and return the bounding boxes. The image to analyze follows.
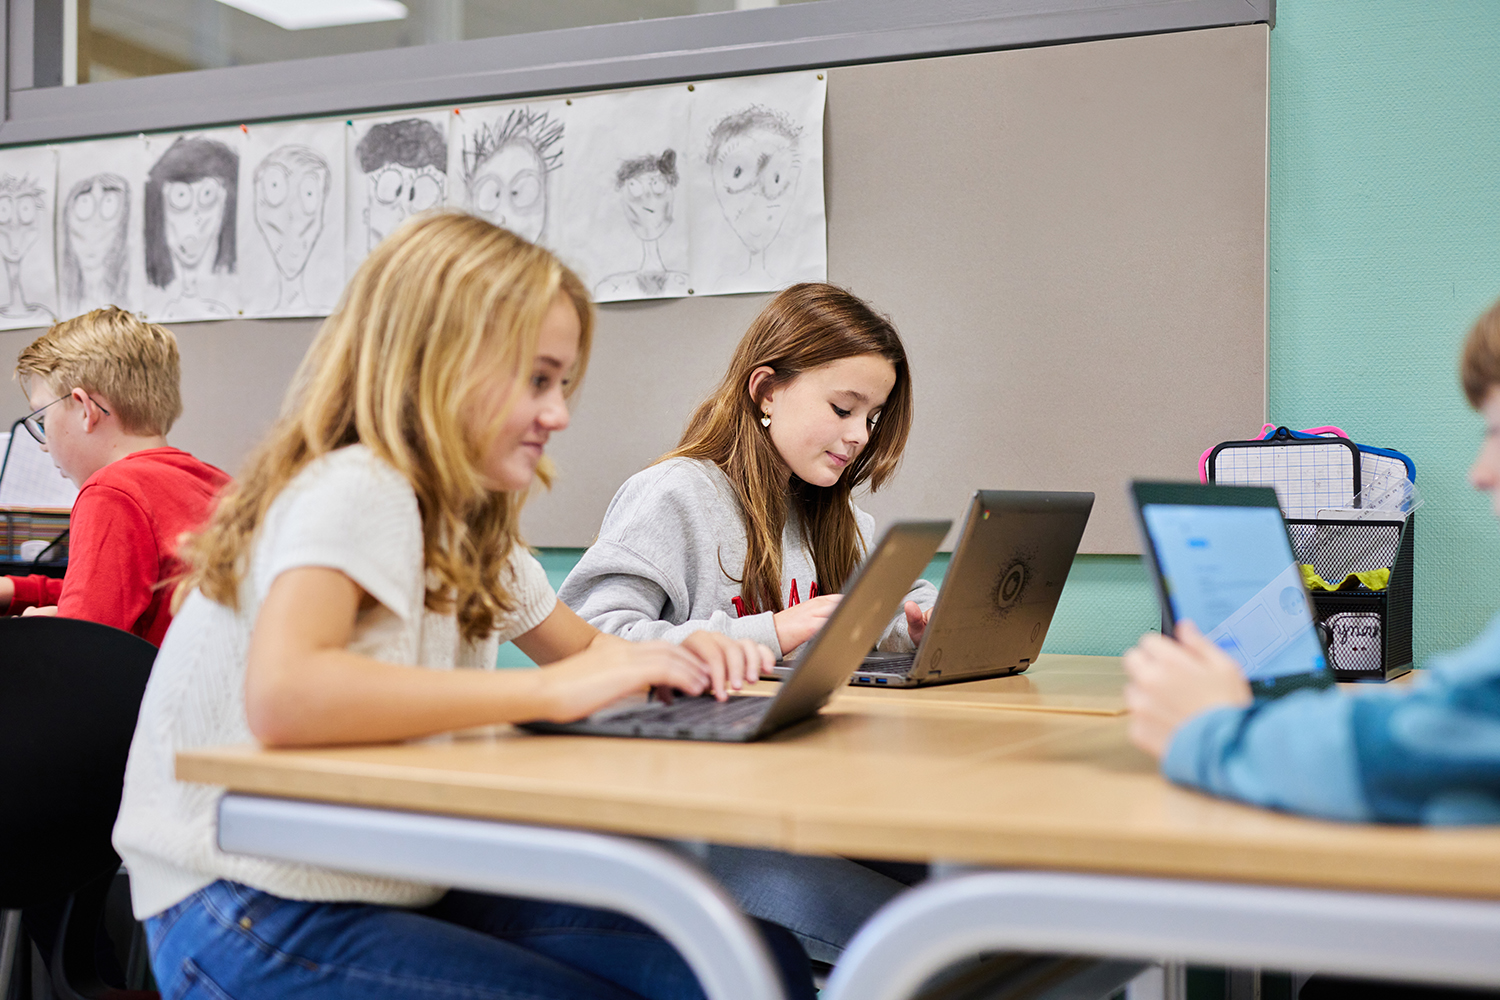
[1212,444,1356,518]
[0,429,79,508]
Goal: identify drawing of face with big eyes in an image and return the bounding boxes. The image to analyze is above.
[366,164,443,249]
[711,126,800,254]
[66,177,127,274]
[621,170,674,242]
[255,153,329,280]
[469,142,547,243]
[163,177,226,268]
[0,190,44,264]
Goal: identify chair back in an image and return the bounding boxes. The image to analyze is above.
[0,617,155,908]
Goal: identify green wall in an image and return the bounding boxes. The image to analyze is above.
[505,1,1500,668]
[1266,0,1500,660]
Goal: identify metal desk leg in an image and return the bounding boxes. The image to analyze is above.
[822,871,1500,1000]
[0,910,20,1000]
[1127,963,1186,1000]
[217,794,785,1000]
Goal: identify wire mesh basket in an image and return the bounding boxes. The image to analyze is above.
[1286,516,1413,681]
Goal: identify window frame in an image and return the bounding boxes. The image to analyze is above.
[1,0,1273,146]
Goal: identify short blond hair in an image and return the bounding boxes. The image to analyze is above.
[16,307,183,436]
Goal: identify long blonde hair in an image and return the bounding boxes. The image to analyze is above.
[179,213,593,640]
[665,283,912,613]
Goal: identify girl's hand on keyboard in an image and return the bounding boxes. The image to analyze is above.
[538,637,711,722]
[681,631,777,701]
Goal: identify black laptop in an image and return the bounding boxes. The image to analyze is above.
[772,490,1093,688]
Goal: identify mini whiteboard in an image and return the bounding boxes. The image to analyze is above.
[1209,439,1359,519]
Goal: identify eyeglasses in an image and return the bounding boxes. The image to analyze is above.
[21,393,110,444]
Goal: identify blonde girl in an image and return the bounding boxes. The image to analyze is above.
[559,282,937,961]
[111,214,812,1000]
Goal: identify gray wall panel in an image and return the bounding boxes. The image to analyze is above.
[0,318,319,479]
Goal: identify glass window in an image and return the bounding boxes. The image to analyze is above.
[79,0,823,84]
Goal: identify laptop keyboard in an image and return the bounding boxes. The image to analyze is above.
[858,653,916,675]
[606,695,771,727]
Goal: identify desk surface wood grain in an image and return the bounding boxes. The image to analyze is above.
[180,659,1500,900]
[773,653,1129,716]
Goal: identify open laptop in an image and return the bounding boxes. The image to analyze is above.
[1130,481,1333,698]
[773,490,1094,688]
[521,520,950,743]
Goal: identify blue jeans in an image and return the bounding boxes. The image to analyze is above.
[146,880,815,1000]
[698,845,907,964]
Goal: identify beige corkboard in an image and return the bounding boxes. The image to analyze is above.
[529,24,1268,553]
[0,25,1265,555]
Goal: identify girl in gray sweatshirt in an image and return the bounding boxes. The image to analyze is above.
[560,283,938,962]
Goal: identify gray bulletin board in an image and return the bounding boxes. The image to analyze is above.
[0,21,1267,555]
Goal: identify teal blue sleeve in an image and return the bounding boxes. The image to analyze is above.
[1162,688,1372,821]
[1162,614,1500,825]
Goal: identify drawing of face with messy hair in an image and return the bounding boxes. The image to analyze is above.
[463,107,563,244]
[355,119,446,251]
[705,107,801,264]
[61,173,129,312]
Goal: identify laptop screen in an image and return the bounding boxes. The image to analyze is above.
[1139,503,1328,682]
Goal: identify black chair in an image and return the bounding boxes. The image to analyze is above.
[0,617,158,1000]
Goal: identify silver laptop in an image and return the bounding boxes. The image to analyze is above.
[520,520,950,743]
[774,490,1093,688]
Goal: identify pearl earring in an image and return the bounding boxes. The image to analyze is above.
[760,412,771,428]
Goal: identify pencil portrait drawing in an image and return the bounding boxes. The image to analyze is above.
[705,106,802,283]
[60,174,130,314]
[145,136,239,318]
[253,145,331,314]
[0,174,56,325]
[462,107,562,244]
[355,119,446,252]
[594,149,688,298]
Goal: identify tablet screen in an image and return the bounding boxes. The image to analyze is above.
[1140,503,1328,682]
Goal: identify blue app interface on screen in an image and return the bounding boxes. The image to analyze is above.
[1142,504,1327,681]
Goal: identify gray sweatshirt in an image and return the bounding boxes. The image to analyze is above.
[558,457,938,653]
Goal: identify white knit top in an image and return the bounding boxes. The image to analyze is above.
[112,445,557,919]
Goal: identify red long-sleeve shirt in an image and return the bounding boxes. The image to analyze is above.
[6,447,230,646]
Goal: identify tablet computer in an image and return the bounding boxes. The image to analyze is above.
[1130,481,1334,698]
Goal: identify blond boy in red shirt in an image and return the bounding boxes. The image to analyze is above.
[0,307,230,645]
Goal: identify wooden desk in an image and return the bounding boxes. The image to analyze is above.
[181,701,1500,1000]
[773,653,1129,716]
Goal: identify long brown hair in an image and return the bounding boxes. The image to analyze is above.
[178,212,593,641]
[666,283,912,613]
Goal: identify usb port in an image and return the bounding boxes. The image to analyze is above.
[876,678,889,684]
